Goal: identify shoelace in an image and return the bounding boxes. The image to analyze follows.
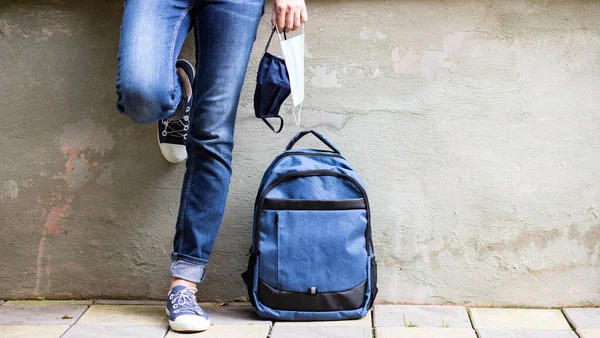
[161,115,189,140]
[169,287,203,315]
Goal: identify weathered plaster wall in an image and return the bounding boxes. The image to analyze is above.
[0,0,599,306]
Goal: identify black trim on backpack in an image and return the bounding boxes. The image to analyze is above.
[262,198,366,210]
[241,252,257,307]
[368,256,378,310]
[258,279,367,312]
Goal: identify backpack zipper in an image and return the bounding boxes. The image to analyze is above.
[253,169,373,255]
[253,151,344,207]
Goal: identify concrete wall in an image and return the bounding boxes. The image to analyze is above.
[1,0,599,306]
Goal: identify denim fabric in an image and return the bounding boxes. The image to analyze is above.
[115,0,265,283]
[116,0,195,124]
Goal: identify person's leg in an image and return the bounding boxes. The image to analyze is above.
[170,0,265,284]
[115,0,194,122]
[115,0,195,162]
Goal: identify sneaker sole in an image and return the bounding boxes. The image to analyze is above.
[166,308,210,332]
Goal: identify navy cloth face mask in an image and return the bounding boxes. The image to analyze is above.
[254,28,291,133]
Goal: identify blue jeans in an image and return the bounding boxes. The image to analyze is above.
[115,0,265,283]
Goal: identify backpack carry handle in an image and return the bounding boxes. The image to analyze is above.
[285,130,341,154]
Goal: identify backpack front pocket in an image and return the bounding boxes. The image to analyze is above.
[261,196,369,292]
[275,208,368,294]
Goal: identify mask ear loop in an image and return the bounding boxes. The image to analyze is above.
[262,116,284,133]
[276,26,300,125]
[265,28,276,53]
[291,103,302,126]
[293,24,304,126]
[275,25,287,41]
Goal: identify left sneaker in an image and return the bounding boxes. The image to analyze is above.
[157,59,195,163]
[166,285,210,332]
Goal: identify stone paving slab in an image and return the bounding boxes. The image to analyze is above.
[470,308,572,330]
[3,300,93,306]
[201,305,271,325]
[165,325,270,337]
[62,324,169,338]
[0,325,70,338]
[77,305,167,326]
[563,308,600,329]
[476,329,579,338]
[0,305,89,325]
[270,325,372,338]
[0,300,4,305]
[94,300,166,306]
[578,329,600,338]
[375,327,477,338]
[374,305,472,328]
[274,310,371,327]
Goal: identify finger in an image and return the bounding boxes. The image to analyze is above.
[285,7,294,32]
[300,6,308,24]
[292,8,302,31]
[276,3,286,32]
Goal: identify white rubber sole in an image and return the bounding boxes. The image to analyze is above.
[166,308,210,332]
[157,132,188,164]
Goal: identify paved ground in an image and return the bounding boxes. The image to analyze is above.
[0,300,598,337]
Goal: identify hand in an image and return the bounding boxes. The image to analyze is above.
[272,0,308,33]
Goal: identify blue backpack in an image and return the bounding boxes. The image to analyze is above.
[242,130,377,321]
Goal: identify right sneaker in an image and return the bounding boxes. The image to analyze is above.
[157,59,195,163]
[166,285,210,332]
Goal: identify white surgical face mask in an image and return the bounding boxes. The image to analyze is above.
[277,25,304,125]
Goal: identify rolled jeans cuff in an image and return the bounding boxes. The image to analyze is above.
[170,253,207,283]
